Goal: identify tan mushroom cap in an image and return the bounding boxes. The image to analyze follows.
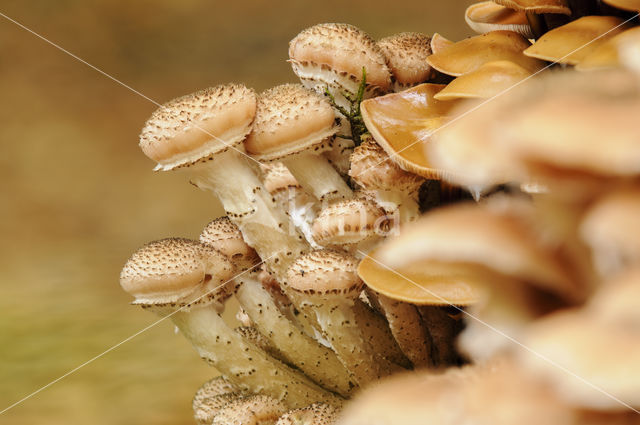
[119,238,234,306]
[262,162,300,194]
[287,249,363,295]
[311,198,388,247]
[430,33,454,54]
[602,0,640,11]
[288,23,392,94]
[577,27,640,71]
[200,217,260,271]
[376,198,582,302]
[192,377,240,425]
[348,138,424,196]
[493,0,571,14]
[465,2,534,39]
[139,84,256,171]
[580,186,640,276]
[588,267,640,328]
[426,31,545,77]
[377,32,434,89]
[360,83,458,178]
[212,395,288,425]
[434,60,533,101]
[244,84,337,161]
[523,16,628,65]
[519,310,640,410]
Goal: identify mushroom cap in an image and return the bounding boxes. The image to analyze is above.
[286,249,363,295]
[377,32,434,89]
[192,377,240,425]
[493,0,571,14]
[199,217,260,271]
[434,60,532,101]
[430,33,454,54]
[360,83,458,178]
[580,186,640,276]
[376,198,582,302]
[348,138,424,196]
[465,1,534,39]
[212,395,288,425]
[523,16,628,65]
[119,238,235,307]
[588,267,640,328]
[602,0,640,11]
[577,27,640,71]
[262,162,301,194]
[426,31,545,77]
[276,402,338,425]
[139,84,256,171]
[311,198,388,247]
[288,23,392,94]
[244,84,337,161]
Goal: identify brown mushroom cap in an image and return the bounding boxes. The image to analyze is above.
[139,84,256,171]
[465,2,534,39]
[119,238,234,307]
[244,84,337,161]
[523,16,628,65]
[430,33,454,54]
[493,0,571,14]
[602,0,640,11]
[377,32,434,90]
[287,249,363,295]
[289,23,392,95]
[200,217,260,271]
[360,83,458,178]
[577,27,640,71]
[311,198,388,247]
[433,60,533,101]
[426,31,545,77]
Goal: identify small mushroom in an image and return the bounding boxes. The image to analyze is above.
[193,376,242,425]
[245,84,352,202]
[376,32,435,92]
[276,402,339,425]
[465,1,535,39]
[493,0,572,38]
[212,395,288,425]
[119,238,341,408]
[430,33,454,54]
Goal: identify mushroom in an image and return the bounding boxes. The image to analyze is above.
[276,402,339,425]
[200,217,356,397]
[119,238,341,408]
[465,1,535,39]
[523,16,629,65]
[376,32,435,92]
[235,326,288,364]
[348,137,424,223]
[193,376,242,425]
[430,33,454,53]
[212,395,288,425]
[286,250,402,386]
[138,84,308,280]
[602,0,640,12]
[425,31,546,77]
[244,84,353,203]
[492,0,572,38]
[576,27,640,71]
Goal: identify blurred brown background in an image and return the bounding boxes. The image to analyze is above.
[0,1,473,423]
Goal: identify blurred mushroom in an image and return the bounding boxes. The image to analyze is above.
[212,395,288,425]
[376,32,435,92]
[426,31,546,77]
[465,1,535,39]
[138,84,307,280]
[276,402,339,425]
[576,27,640,71]
[119,238,341,408]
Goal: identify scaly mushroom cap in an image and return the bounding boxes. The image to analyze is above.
[287,250,363,296]
[276,402,339,425]
[426,31,545,77]
[523,16,628,65]
[376,198,583,302]
[263,162,301,194]
[360,83,458,178]
[430,33,454,54]
[602,0,640,11]
[289,23,392,95]
[493,0,571,14]
[244,84,337,161]
[192,377,241,425]
[465,2,534,39]
[377,32,434,90]
[577,27,640,71]
[434,60,532,101]
[348,138,424,197]
[119,238,235,307]
[212,395,288,425]
[580,186,640,277]
[311,198,388,247]
[199,217,260,272]
[139,84,256,171]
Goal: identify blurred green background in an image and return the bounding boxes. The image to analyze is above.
[0,1,474,423]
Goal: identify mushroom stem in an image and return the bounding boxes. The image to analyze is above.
[366,190,420,224]
[283,152,353,202]
[525,11,548,39]
[418,306,465,367]
[235,275,357,397]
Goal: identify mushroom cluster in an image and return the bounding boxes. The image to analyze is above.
[120,6,640,424]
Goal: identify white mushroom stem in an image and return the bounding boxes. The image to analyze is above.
[283,152,353,202]
[323,135,355,177]
[234,275,357,397]
[235,326,288,364]
[366,190,420,223]
[418,306,465,366]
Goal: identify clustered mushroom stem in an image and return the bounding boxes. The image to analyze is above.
[283,152,353,202]
[418,306,465,367]
[369,189,420,224]
[234,275,356,397]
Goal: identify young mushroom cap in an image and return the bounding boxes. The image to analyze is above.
[311,198,388,247]
[426,31,545,77]
[465,1,534,39]
[576,27,640,71]
[200,217,261,271]
[430,33,454,54]
[139,84,256,171]
[212,395,288,425]
[523,16,629,65]
[376,32,434,91]
[263,162,301,194]
[287,249,364,295]
[493,0,571,14]
[275,402,339,425]
[360,83,458,179]
[193,377,242,425]
[288,23,392,96]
